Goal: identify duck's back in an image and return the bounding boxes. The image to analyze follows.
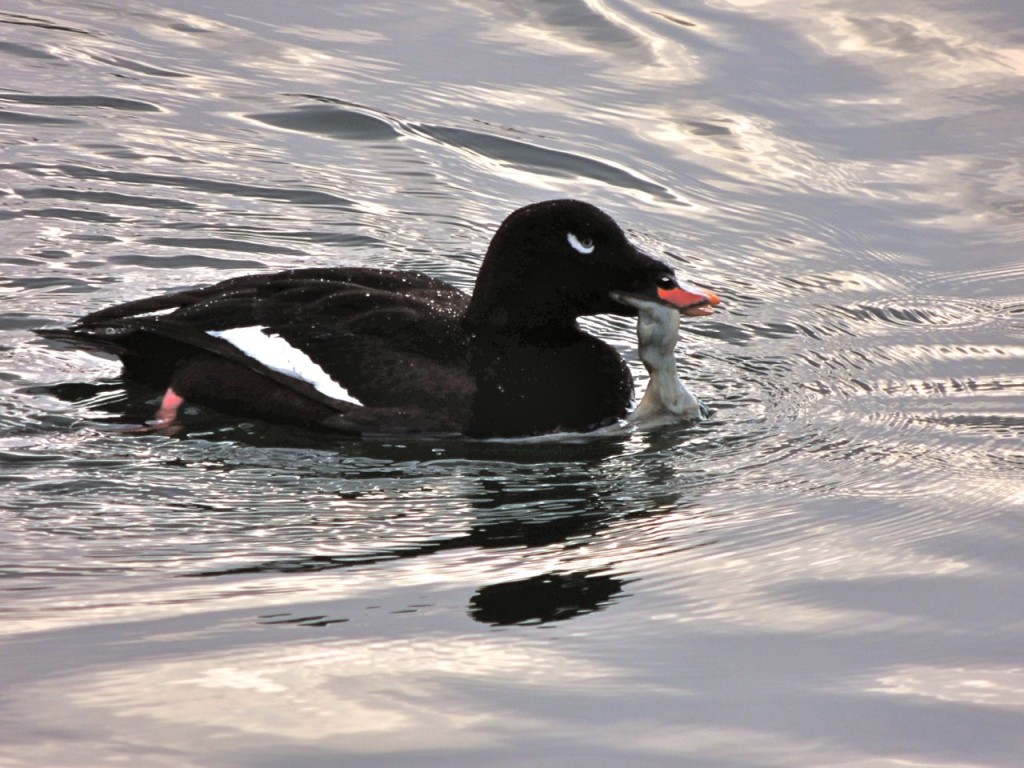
[52,268,477,434]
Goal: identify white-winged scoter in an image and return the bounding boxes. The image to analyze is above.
[38,199,719,437]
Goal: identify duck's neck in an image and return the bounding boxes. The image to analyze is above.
[463,294,579,336]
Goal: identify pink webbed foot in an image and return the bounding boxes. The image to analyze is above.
[100,387,185,435]
[149,387,185,429]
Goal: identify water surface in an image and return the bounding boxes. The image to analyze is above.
[2,1,1023,766]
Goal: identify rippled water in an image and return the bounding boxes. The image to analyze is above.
[2,1,1023,766]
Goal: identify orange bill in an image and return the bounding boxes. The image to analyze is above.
[657,282,721,317]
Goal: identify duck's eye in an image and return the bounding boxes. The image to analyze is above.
[567,232,595,255]
[656,275,677,289]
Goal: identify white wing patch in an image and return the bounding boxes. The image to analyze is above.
[207,326,362,406]
[567,232,595,255]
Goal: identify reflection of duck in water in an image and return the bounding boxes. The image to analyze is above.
[614,291,712,425]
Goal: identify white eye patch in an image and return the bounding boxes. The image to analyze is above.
[207,326,362,406]
[567,232,595,255]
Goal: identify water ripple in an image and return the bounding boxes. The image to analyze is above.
[0,93,162,112]
[2,1,1023,764]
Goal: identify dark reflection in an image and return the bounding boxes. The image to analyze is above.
[182,433,709,626]
[0,109,80,126]
[0,12,93,36]
[257,613,350,628]
[485,0,650,55]
[30,373,711,628]
[22,379,131,413]
[248,103,401,141]
[0,93,160,112]
[469,570,626,626]
[651,10,697,28]
[410,122,678,201]
[53,163,358,209]
[188,498,632,577]
[255,571,631,629]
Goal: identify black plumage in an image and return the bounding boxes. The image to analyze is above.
[38,199,714,437]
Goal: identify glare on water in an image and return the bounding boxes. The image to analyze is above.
[1,1,1023,767]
